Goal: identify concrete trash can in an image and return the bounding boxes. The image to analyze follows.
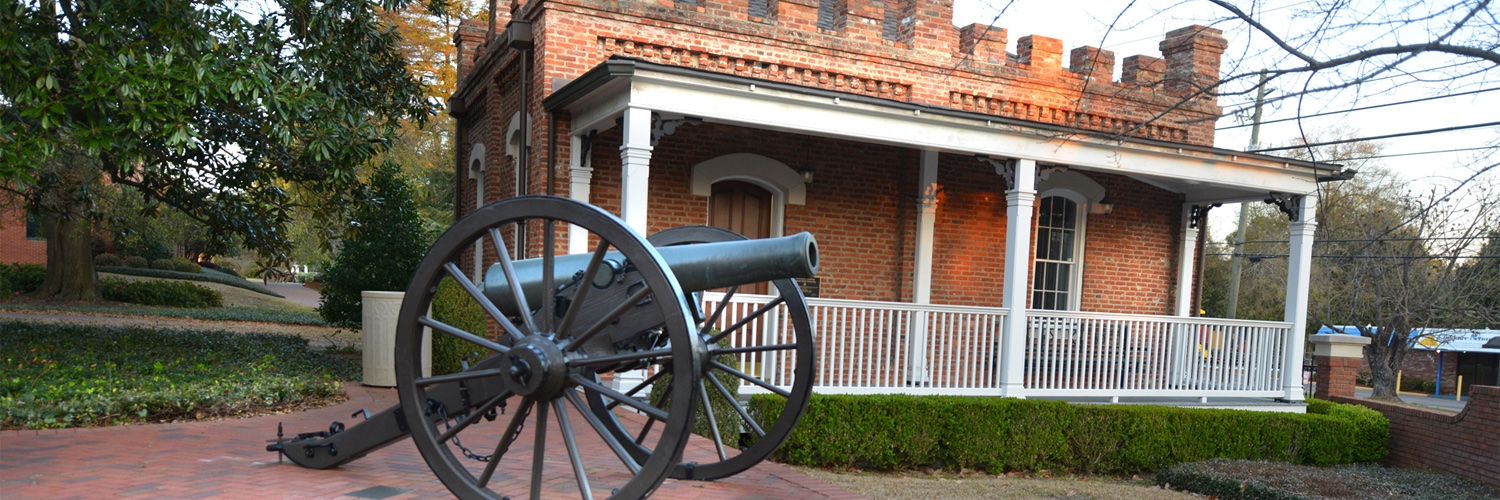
[361,291,430,387]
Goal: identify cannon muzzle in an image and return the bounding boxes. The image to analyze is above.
[483,232,818,312]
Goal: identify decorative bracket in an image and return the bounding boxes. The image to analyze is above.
[650,112,703,147]
[1188,203,1221,229]
[1039,165,1068,181]
[1264,193,1302,221]
[976,155,1018,190]
[578,129,598,168]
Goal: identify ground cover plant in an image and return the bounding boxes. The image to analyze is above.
[0,322,358,429]
[98,277,222,308]
[0,301,325,325]
[1156,459,1498,499]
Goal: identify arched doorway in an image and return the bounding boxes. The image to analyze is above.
[709,180,772,294]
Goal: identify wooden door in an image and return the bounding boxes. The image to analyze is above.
[709,180,773,294]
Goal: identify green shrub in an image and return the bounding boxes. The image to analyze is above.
[0,274,12,300]
[319,163,428,328]
[751,394,1388,474]
[123,256,149,268]
[170,258,201,274]
[150,258,175,271]
[650,336,742,442]
[430,277,485,375]
[0,322,358,429]
[0,263,45,293]
[100,278,223,308]
[93,253,123,267]
[97,266,283,298]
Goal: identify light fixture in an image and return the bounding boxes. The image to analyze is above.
[799,168,815,185]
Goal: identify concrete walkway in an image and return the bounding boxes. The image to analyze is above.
[263,282,323,308]
[0,383,863,500]
[1352,387,1469,413]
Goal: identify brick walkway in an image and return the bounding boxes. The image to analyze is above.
[0,383,863,499]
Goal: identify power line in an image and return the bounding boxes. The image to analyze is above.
[1205,253,1500,259]
[1234,237,1490,244]
[1339,146,1493,161]
[1247,121,1500,153]
[1217,88,1500,130]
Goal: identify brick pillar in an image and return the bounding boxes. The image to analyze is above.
[1017,35,1063,70]
[1158,24,1228,98]
[958,23,1007,64]
[1309,334,1371,399]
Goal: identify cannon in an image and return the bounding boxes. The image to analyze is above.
[267,196,818,499]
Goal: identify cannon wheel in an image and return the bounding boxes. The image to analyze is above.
[586,225,817,481]
[394,196,702,500]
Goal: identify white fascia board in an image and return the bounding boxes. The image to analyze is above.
[562,68,1322,196]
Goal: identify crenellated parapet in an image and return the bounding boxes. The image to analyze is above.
[459,0,1230,145]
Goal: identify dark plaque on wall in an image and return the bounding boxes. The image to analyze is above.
[794,277,820,298]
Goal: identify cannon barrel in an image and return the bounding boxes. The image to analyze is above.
[483,231,818,311]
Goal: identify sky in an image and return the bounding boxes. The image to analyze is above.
[949,0,1499,239]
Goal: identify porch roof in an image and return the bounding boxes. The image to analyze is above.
[545,57,1344,204]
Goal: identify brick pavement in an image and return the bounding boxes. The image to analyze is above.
[0,383,864,499]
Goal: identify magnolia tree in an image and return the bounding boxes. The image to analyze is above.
[0,0,449,300]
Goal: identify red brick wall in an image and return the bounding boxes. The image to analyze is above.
[1333,386,1500,491]
[452,0,1209,313]
[1312,355,1362,399]
[1,204,46,265]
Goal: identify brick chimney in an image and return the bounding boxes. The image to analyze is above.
[908,0,956,56]
[1159,25,1228,98]
[958,23,1007,64]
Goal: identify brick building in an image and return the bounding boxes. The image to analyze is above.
[1,201,46,266]
[449,0,1340,405]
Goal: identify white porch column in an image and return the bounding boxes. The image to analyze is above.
[906,150,939,384]
[619,106,654,233]
[568,133,594,254]
[1175,204,1201,317]
[1282,194,1317,401]
[615,107,653,391]
[999,159,1037,398]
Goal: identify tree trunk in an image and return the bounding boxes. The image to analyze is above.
[38,209,99,301]
[1366,337,1405,401]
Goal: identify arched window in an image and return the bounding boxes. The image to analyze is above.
[1033,195,1083,310]
[1031,170,1105,311]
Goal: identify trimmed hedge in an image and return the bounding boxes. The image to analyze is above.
[100,277,223,308]
[430,277,484,375]
[93,253,123,267]
[124,256,149,268]
[97,266,284,298]
[749,394,1388,474]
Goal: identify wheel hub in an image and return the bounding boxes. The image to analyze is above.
[501,336,569,398]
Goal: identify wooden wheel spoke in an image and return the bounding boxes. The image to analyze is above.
[700,285,739,334]
[418,316,510,354]
[487,228,539,335]
[712,343,797,356]
[443,262,528,340]
[552,398,593,500]
[708,296,785,345]
[699,383,727,461]
[572,375,669,421]
[711,360,791,397]
[565,390,642,474]
[477,397,534,488]
[707,372,764,437]
[633,379,673,445]
[530,400,550,500]
[557,240,612,337]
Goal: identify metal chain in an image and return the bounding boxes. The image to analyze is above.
[432,398,525,463]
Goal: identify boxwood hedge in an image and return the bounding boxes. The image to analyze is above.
[749,394,1387,474]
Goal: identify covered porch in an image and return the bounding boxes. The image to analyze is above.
[546,58,1335,408]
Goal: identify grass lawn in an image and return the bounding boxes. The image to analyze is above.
[1,272,324,325]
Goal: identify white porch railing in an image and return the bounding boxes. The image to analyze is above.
[699,293,1292,399]
[1024,310,1289,398]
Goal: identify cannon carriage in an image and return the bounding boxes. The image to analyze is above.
[268,196,818,499]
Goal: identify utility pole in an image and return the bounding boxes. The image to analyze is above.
[1227,72,1270,319]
